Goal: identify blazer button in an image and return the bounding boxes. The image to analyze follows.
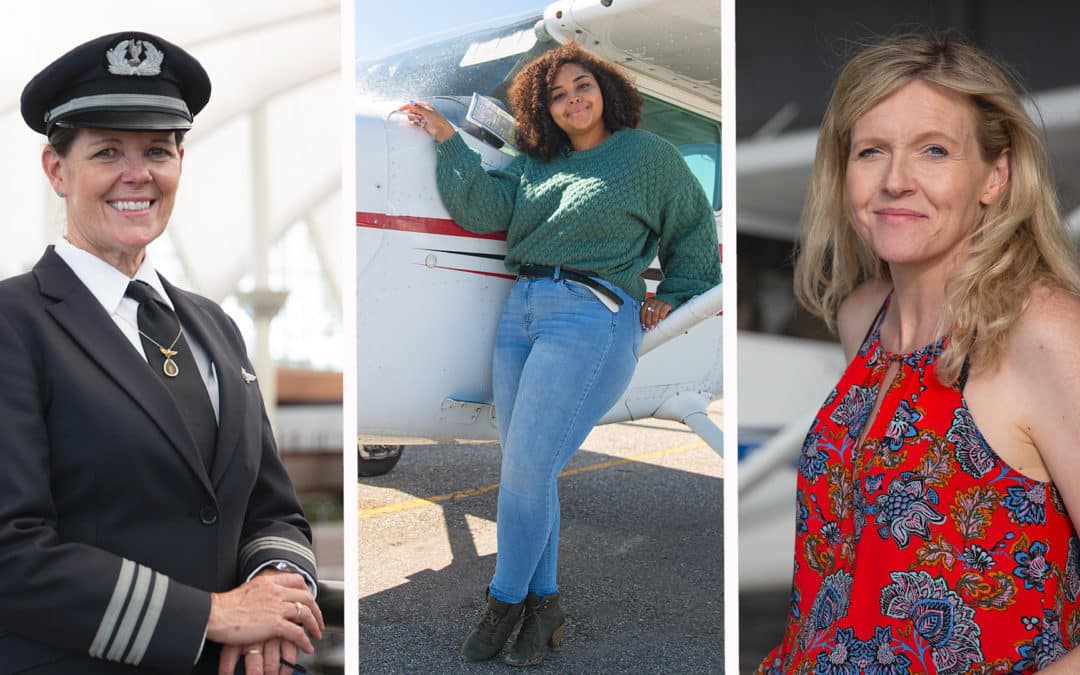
[199,506,218,525]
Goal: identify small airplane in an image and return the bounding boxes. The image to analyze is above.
[355,0,724,475]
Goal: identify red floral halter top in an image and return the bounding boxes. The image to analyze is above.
[758,295,1080,674]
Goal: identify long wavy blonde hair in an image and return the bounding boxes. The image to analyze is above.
[794,32,1080,383]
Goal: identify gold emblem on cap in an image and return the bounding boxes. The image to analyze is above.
[106,39,164,77]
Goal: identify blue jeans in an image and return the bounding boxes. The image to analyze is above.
[488,273,642,603]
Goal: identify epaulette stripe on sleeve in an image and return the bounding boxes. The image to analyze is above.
[89,558,136,658]
[124,571,168,665]
[106,564,152,660]
[88,561,168,665]
[239,536,317,570]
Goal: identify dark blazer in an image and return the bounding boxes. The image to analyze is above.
[0,248,317,674]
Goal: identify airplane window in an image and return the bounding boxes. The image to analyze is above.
[357,15,546,102]
[638,97,721,211]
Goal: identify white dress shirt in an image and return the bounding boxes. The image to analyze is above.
[53,236,220,419]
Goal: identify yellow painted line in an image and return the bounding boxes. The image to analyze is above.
[359,441,707,519]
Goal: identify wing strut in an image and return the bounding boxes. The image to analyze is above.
[653,390,722,456]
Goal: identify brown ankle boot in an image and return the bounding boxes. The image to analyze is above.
[460,590,525,662]
[504,593,566,667]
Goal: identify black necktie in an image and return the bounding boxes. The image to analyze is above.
[125,280,217,471]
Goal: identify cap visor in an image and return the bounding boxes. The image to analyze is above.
[51,109,192,133]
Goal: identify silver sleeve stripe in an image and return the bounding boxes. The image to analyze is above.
[106,564,152,661]
[125,572,168,665]
[248,537,317,569]
[45,94,191,123]
[239,536,317,570]
[240,537,317,570]
[89,558,136,658]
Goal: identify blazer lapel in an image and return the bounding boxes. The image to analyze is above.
[163,278,245,488]
[33,249,214,495]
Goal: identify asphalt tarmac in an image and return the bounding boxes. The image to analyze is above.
[358,407,724,673]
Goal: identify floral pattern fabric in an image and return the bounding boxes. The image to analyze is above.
[759,297,1080,674]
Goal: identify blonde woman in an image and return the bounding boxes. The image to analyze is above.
[760,33,1080,673]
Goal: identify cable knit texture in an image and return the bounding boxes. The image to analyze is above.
[435,128,720,308]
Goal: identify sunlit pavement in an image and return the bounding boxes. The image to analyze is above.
[359,403,723,673]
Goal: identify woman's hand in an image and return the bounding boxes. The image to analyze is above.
[222,637,299,675]
[398,100,455,143]
[640,297,672,330]
[209,571,323,674]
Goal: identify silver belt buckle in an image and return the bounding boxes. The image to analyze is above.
[566,280,619,313]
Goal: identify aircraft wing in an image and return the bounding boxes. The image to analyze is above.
[543,0,721,120]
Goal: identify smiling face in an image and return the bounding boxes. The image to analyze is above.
[547,62,609,151]
[845,79,1008,279]
[42,128,183,275]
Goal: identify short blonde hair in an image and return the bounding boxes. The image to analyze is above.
[794,32,1080,383]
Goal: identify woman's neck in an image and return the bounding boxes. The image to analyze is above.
[883,264,954,353]
[569,126,612,152]
[64,233,145,278]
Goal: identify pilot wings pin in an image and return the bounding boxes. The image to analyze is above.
[241,368,257,384]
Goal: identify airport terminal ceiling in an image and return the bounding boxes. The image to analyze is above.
[0,1,342,304]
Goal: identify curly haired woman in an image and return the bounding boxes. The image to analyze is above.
[401,41,720,666]
[759,33,1080,674]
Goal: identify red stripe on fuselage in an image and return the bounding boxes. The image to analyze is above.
[357,212,507,241]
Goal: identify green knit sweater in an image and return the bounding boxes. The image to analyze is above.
[434,128,721,309]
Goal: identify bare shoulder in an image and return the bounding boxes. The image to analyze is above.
[1002,284,1080,528]
[1006,284,1080,372]
[999,284,1080,432]
[836,279,891,361]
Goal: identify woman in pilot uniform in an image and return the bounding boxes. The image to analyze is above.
[1,32,322,674]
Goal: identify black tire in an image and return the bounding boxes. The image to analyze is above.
[358,444,404,477]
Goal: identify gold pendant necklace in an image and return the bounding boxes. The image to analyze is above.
[119,314,184,377]
[140,327,183,377]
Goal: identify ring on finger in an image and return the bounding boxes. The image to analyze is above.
[247,647,262,655]
[295,601,304,622]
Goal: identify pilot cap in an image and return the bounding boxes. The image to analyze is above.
[21,31,211,136]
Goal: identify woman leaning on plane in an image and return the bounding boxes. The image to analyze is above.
[401,41,720,666]
[758,33,1080,673]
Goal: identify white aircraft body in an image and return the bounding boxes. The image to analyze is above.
[356,0,723,474]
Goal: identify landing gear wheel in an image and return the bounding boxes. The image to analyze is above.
[358,443,404,477]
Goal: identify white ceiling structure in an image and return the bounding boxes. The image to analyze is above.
[0,1,342,304]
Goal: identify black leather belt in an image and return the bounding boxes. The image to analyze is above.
[517,265,624,307]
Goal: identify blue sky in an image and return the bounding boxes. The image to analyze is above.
[356,0,545,62]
